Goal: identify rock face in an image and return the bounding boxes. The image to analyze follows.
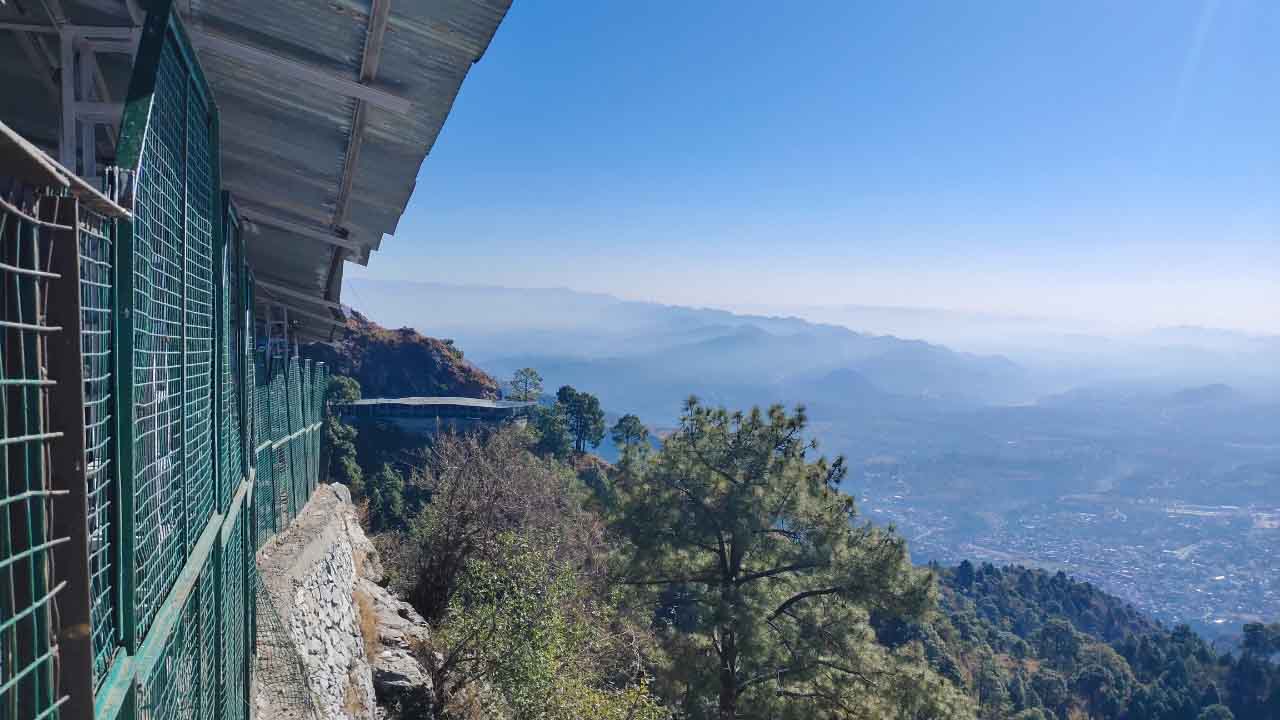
[358,576,434,716]
[255,484,433,720]
[304,310,499,400]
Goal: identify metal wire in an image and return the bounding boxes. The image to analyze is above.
[2,12,335,719]
[252,567,319,720]
[0,190,63,720]
[135,575,201,720]
[220,508,247,720]
[130,36,194,640]
[78,205,118,688]
[199,558,219,720]
[183,74,216,555]
[219,225,243,514]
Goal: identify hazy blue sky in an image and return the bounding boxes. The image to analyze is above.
[346,1,1280,334]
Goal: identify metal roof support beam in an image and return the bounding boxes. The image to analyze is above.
[255,279,344,311]
[73,102,123,124]
[59,28,75,168]
[78,39,97,180]
[255,301,346,329]
[39,0,69,26]
[12,31,60,103]
[32,6,129,174]
[0,22,140,40]
[76,37,122,177]
[328,0,391,301]
[188,29,413,114]
[240,209,368,252]
[81,37,137,57]
[124,0,145,25]
[221,167,402,221]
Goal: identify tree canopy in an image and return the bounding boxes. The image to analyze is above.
[613,398,965,719]
[324,375,363,493]
[556,385,606,453]
[508,367,543,402]
[610,413,649,454]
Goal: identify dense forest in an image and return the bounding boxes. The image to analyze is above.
[322,366,1280,720]
[916,563,1280,719]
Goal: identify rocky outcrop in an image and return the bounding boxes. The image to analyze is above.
[255,484,434,720]
[358,576,433,715]
[304,310,499,399]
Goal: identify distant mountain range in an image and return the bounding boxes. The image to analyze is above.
[340,280,1280,634]
[343,279,1035,420]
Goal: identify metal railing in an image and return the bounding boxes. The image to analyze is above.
[1,5,332,719]
[0,186,67,720]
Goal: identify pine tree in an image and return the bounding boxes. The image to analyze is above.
[614,398,967,719]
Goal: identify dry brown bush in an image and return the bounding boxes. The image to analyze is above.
[353,587,380,662]
[395,428,606,623]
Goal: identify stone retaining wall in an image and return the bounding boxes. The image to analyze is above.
[255,484,433,720]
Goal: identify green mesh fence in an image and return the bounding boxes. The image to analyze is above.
[198,555,218,720]
[2,7,335,718]
[299,360,313,498]
[272,363,291,523]
[286,358,304,520]
[134,584,200,720]
[252,356,274,548]
[132,533,226,720]
[129,33,200,640]
[183,77,216,553]
[219,505,248,720]
[0,191,64,720]
[248,353,328,553]
[244,343,256,467]
[218,213,243,515]
[79,205,118,688]
[251,569,319,720]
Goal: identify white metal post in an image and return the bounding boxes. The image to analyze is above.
[59,27,77,170]
[77,35,96,181]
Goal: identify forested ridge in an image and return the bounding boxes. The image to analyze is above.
[322,363,1279,720]
[305,311,499,400]
[908,562,1280,719]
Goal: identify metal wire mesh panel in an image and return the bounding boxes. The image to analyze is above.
[301,360,313,496]
[253,444,274,549]
[252,355,275,546]
[252,570,319,720]
[135,577,201,720]
[198,556,219,720]
[0,192,63,720]
[183,75,216,553]
[129,35,194,639]
[270,365,291,524]
[313,364,325,490]
[219,215,243,513]
[286,358,305,519]
[244,347,256,469]
[79,205,118,688]
[220,508,248,720]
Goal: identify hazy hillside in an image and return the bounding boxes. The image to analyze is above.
[344,279,1033,419]
[337,281,1280,639]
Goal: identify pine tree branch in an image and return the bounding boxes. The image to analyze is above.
[767,586,844,621]
[735,560,821,586]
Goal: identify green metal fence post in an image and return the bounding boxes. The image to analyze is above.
[45,195,96,720]
[113,209,137,658]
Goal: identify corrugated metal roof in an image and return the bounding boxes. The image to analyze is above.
[0,0,511,342]
[186,0,511,341]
